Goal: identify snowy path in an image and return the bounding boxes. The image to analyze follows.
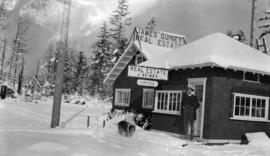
[0,97,270,156]
[0,97,109,128]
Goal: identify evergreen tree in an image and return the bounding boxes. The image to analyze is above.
[145,17,157,31]
[44,42,59,85]
[110,0,132,63]
[63,48,76,94]
[44,42,77,95]
[258,8,270,39]
[11,18,29,87]
[91,22,112,96]
[74,51,88,95]
[45,43,55,84]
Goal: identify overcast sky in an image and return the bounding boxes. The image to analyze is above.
[2,0,270,76]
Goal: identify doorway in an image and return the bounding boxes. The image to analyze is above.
[187,78,207,138]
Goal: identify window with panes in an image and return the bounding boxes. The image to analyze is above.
[154,90,182,114]
[115,89,131,106]
[233,93,269,121]
[142,89,154,109]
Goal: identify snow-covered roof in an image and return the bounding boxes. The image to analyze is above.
[135,41,172,59]
[104,41,172,86]
[140,33,270,76]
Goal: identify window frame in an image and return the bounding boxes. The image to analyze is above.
[243,72,260,83]
[135,54,145,65]
[231,93,269,122]
[114,88,131,107]
[142,88,155,109]
[154,90,182,115]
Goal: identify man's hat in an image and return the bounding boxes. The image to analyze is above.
[188,84,195,91]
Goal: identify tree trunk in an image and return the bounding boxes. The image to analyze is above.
[0,38,6,79]
[17,56,24,94]
[8,18,21,79]
[12,52,18,87]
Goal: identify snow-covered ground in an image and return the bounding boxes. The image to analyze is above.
[0,97,270,156]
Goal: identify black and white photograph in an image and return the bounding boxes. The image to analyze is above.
[0,0,270,155]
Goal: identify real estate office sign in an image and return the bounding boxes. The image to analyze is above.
[134,27,186,49]
[128,65,168,81]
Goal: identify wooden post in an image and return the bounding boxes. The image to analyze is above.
[0,38,6,79]
[87,116,90,128]
[103,120,106,128]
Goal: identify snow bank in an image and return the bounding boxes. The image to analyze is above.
[246,132,270,147]
[0,96,111,128]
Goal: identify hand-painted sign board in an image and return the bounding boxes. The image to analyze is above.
[137,79,158,87]
[128,65,168,81]
[134,27,186,49]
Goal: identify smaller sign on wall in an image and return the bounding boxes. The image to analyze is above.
[128,65,168,81]
[137,79,158,87]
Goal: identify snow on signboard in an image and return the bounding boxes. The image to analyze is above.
[134,27,186,49]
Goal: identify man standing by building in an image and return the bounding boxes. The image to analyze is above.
[182,84,200,140]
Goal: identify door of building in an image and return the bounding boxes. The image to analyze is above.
[187,78,207,138]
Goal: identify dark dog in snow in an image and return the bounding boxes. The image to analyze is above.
[118,120,135,137]
[240,134,249,145]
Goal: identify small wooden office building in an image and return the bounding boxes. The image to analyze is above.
[104,32,270,141]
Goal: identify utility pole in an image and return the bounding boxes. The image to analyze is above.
[0,38,7,79]
[250,0,256,47]
[35,61,40,79]
[51,0,71,128]
[17,55,24,94]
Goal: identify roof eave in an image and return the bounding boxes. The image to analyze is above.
[161,63,270,77]
[103,42,139,86]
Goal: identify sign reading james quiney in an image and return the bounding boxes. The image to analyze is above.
[128,65,168,81]
[134,27,185,49]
